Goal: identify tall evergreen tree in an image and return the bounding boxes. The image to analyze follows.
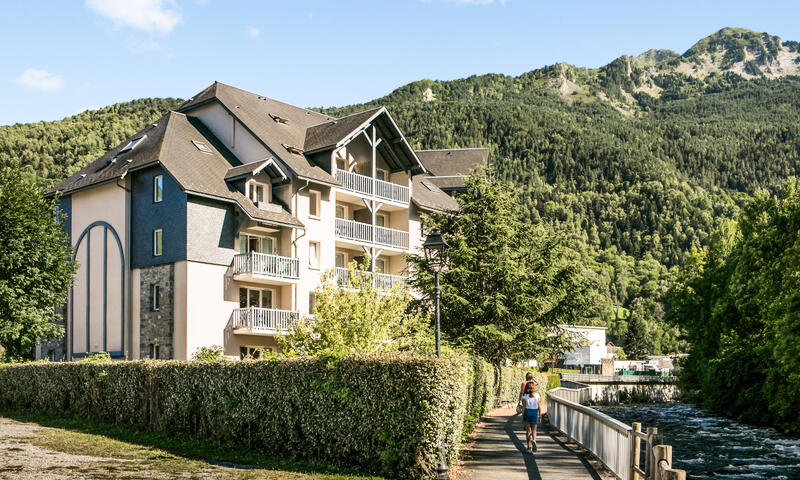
[407,169,592,365]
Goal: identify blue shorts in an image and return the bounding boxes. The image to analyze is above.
[523,408,539,424]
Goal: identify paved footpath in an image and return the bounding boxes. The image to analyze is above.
[458,407,602,480]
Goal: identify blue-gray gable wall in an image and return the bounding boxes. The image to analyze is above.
[57,196,72,242]
[131,165,187,268]
[186,196,237,266]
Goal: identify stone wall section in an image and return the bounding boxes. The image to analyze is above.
[139,263,174,359]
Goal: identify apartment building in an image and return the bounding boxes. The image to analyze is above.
[43,82,488,361]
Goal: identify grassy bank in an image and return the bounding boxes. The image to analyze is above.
[0,409,381,480]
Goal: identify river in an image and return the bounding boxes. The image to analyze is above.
[595,403,800,479]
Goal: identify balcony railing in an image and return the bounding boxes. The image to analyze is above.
[334,267,408,290]
[231,307,298,334]
[336,170,409,204]
[232,252,299,280]
[335,218,409,249]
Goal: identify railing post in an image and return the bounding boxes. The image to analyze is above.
[653,444,670,480]
[631,422,642,480]
[646,427,658,480]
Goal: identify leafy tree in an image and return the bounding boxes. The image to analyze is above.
[0,168,75,361]
[407,169,592,365]
[278,261,431,357]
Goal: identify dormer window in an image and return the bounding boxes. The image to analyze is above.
[246,179,270,207]
[191,140,212,153]
[120,135,146,153]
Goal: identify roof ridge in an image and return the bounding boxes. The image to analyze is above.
[214,81,332,121]
[416,147,489,152]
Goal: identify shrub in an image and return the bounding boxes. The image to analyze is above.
[191,345,224,362]
[546,374,561,392]
[0,354,545,479]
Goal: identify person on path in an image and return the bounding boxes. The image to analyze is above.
[521,382,540,453]
[518,372,539,404]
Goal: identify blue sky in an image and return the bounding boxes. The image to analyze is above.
[1,0,799,126]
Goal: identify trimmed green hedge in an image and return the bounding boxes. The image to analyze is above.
[0,355,531,479]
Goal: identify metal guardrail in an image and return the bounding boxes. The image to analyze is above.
[232,252,299,280]
[334,218,409,249]
[336,169,409,204]
[231,307,298,333]
[334,267,407,290]
[561,373,677,384]
[548,386,687,480]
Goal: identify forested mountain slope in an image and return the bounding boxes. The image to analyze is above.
[3,28,799,356]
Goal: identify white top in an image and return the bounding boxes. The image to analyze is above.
[522,393,540,409]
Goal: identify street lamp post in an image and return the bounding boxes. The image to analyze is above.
[422,227,449,480]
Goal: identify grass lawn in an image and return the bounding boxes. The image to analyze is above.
[0,410,383,480]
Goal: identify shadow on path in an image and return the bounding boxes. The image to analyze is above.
[503,415,543,480]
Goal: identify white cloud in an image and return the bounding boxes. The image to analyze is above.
[86,0,182,35]
[248,27,260,38]
[12,69,63,93]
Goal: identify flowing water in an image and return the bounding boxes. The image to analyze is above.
[595,403,800,479]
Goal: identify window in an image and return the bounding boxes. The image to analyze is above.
[247,181,267,205]
[309,190,321,218]
[152,283,160,311]
[241,346,268,359]
[335,205,345,219]
[239,287,274,308]
[309,292,317,313]
[239,234,275,254]
[375,214,387,227]
[309,241,320,269]
[335,252,346,268]
[150,343,159,360]
[376,169,388,181]
[120,136,145,153]
[191,140,212,153]
[375,258,386,274]
[153,229,163,256]
[153,175,163,202]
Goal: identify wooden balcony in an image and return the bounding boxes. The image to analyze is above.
[334,218,409,250]
[232,252,299,284]
[231,307,298,335]
[336,170,409,204]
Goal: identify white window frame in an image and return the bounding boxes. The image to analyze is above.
[153,229,163,256]
[308,190,321,219]
[239,286,275,309]
[152,283,160,311]
[150,343,159,360]
[375,258,386,274]
[153,174,163,203]
[376,168,389,181]
[309,241,320,269]
[246,179,270,206]
[335,204,346,219]
[239,234,276,255]
[309,292,317,313]
[375,213,387,228]
[335,251,346,268]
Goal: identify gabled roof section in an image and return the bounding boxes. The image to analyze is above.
[305,107,426,175]
[178,81,338,186]
[224,158,287,183]
[303,107,383,153]
[51,111,303,229]
[415,148,489,177]
[411,174,460,213]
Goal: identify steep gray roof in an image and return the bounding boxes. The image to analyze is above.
[416,148,489,177]
[51,111,303,228]
[411,174,460,212]
[178,82,339,186]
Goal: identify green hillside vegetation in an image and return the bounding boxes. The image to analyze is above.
[2,28,800,358]
[0,98,182,183]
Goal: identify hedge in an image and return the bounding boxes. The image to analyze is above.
[0,355,538,479]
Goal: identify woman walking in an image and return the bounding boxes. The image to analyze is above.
[521,382,540,453]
